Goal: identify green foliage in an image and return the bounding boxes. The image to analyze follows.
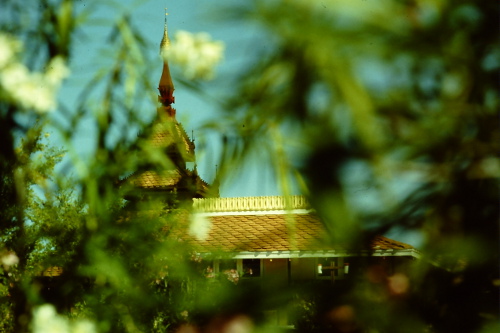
[211,0,499,332]
[1,0,498,332]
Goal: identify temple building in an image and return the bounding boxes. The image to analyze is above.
[120,17,420,327]
[125,14,420,285]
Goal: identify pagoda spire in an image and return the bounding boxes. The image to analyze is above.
[158,8,175,117]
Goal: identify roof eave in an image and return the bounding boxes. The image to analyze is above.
[197,248,421,260]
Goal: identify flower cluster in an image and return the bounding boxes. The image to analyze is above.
[162,30,224,81]
[223,269,239,285]
[1,252,19,270]
[32,304,96,333]
[189,213,211,240]
[0,33,70,113]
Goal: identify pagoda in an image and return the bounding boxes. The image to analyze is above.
[125,13,212,203]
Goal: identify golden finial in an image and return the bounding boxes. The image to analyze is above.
[164,7,169,29]
[160,7,170,53]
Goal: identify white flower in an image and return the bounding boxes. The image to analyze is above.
[0,62,30,87]
[45,56,70,86]
[32,304,97,333]
[32,305,69,333]
[1,65,57,112]
[189,213,211,240]
[0,34,70,114]
[72,320,97,333]
[0,33,21,68]
[1,252,19,267]
[162,30,224,80]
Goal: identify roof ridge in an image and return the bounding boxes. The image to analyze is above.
[175,121,195,151]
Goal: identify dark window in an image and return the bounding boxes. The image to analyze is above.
[318,258,339,278]
[243,259,261,277]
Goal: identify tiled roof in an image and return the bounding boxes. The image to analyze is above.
[130,170,182,189]
[183,213,414,254]
[149,120,194,160]
[127,170,211,197]
[193,172,212,197]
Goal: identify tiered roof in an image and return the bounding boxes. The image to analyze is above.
[131,170,182,189]
[127,13,210,197]
[149,120,195,160]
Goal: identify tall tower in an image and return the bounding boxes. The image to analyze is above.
[125,12,212,202]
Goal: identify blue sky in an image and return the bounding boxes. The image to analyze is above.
[48,0,424,246]
[54,0,283,197]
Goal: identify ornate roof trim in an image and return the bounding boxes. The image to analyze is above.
[193,195,310,213]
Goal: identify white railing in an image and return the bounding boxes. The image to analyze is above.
[193,195,310,212]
